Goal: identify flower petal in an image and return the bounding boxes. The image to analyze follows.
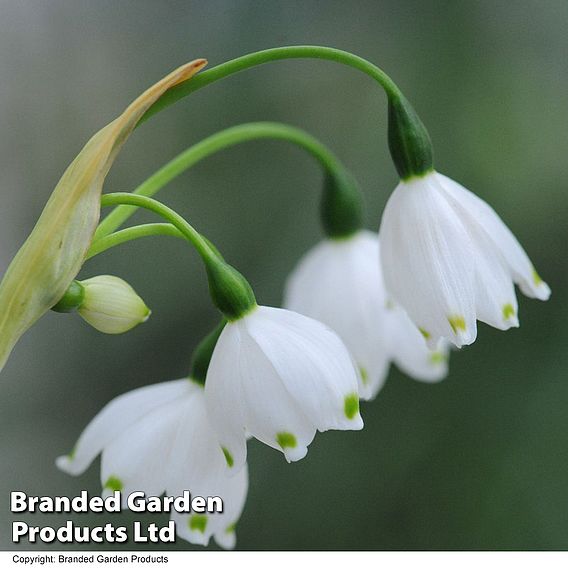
[212,465,248,550]
[245,307,363,432]
[468,229,519,330]
[166,384,233,494]
[437,173,550,301]
[284,231,390,400]
[213,526,237,550]
[167,387,249,548]
[237,330,317,463]
[204,324,248,472]
[379,173,477,347]
[56,379,189,476]
[171,465,248,550]
[386,305,449,384]
[0,59,207,374]
[100,396,187,503]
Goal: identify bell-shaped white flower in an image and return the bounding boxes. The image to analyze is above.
[284,230,449,400]
[56,379,247,549]
[204,306,363,470]
[77,275,151,334]
[379,171,551,348]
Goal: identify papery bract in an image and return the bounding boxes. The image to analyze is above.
[0,58,207,373]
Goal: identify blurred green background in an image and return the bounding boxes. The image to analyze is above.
[1,0,567,551]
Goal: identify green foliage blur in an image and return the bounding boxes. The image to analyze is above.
[0,0,567,551]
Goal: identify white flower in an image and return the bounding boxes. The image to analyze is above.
[204,306,363,470]
[77,275,151,334]
[284,230,449,400]
[379,171,551,347]
[56,379,247,549]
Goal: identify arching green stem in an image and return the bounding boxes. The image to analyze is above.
[100,194,215,263]
[94,122,357,240]
[140,46,402,124]
[99,193,257,321]
[138,45,433,179]
[86,223,184,260]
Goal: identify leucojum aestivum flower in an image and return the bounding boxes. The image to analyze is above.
[0,46,550,549]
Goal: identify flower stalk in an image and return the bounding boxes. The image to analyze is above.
[99,193,257,321]
[140,46,401,122]
[86,223,185,260]
[94,122,364,241]
[139,45,434,180]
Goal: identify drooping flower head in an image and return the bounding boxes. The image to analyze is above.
[56,319,248,549]
[285,230,449,399]
[204,305,363,471]
[56,378,247,549]
[379,171,550,347]
[0,58,207,373]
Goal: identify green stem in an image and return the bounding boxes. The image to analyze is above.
[98,193,257,320]
[140,45,432,181]
[140,46,402,125]
[95,122,347,240]
[99,194,216,264]
[86,223,183,260]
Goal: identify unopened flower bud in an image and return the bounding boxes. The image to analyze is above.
[77,276,150,334]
